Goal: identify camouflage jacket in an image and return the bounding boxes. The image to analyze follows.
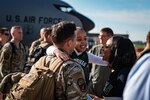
[54,59,87,100]
[0,41,27,81]
[38,54,87,100]
[29,39,41,54]
[89,44,103,56]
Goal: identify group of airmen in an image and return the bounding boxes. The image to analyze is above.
[0,22,93,99]
[0,21,149,100]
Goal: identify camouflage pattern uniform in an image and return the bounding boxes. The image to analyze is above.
[44,49,87,100]
[0,40,27,81]
[24,42,51,73]
[55,58,87,100]
[88,44,111,98]
[28,54,87,99]
[28,42,51,63]
[29,39,41,54]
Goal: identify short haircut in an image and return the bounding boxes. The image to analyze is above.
[51,21,76,45]
[146,31,150,43]
[44,27,52,38]
[101,27,114,36]
[10,26,22,34]
[0,27,9,34]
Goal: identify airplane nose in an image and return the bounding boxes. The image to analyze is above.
[70,11,95,32]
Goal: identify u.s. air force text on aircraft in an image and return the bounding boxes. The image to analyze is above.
[6,15,63,24]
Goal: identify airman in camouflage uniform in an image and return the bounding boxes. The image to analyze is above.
[29,27,47,54]
[50,21,87,99]
[24,27,53,73]
[88,27,113,97]
[0,26,27,81]
[46,55,87,100]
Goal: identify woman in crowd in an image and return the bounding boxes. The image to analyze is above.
[89,36,137,100]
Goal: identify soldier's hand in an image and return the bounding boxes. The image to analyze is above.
[54,49,69,61]
[88,94,103,100]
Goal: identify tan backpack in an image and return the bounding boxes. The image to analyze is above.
[6,56,64,100]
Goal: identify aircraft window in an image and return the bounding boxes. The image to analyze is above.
[54,5,74,13]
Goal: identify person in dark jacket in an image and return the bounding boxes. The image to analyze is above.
[89,36,137,100]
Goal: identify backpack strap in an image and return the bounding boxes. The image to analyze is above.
[9,42,26,55]
[34,56,49,71]
[49,57,64,72]
[34,56,64,73]
[39,43,50,49]
[20,42,27,56]
[9,42,16,54]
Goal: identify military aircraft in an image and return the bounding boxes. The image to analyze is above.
[0,0,95,45]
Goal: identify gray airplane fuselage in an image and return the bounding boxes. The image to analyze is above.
[0,0,95,45]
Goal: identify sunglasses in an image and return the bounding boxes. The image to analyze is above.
[4,33,10,36]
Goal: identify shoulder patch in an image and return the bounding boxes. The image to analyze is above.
[1,43,12,52]
[77,78,86,92]
[3,42,12,48]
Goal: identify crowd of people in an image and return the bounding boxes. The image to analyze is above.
[0,21,149,100]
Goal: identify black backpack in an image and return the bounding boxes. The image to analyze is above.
[29,46,46,62]
[24,43,50,73]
